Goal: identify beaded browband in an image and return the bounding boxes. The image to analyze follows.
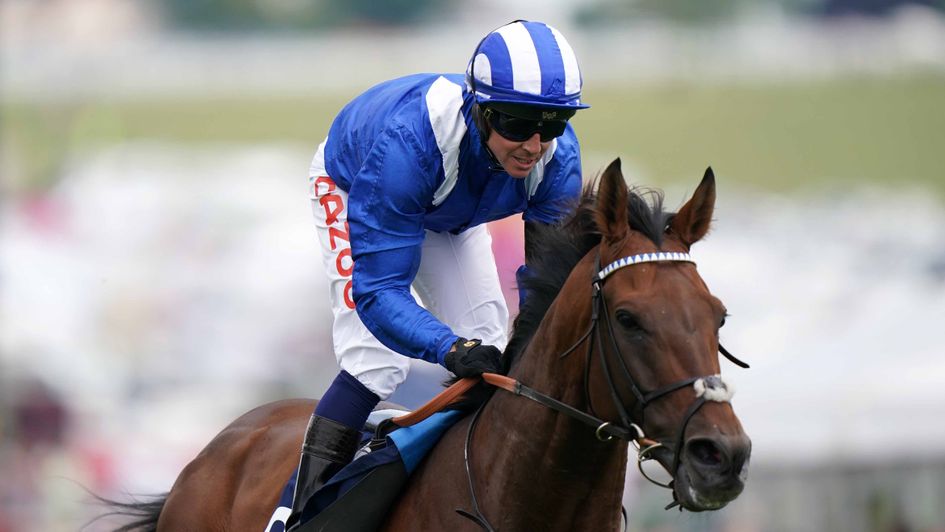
[596,252,695,282]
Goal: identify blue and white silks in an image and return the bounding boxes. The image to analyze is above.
[322,73,582,367]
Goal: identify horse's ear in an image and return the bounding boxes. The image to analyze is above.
[670,167,716,247]
[595,158,629,243]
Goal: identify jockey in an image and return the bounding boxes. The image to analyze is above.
[289,20,589,528]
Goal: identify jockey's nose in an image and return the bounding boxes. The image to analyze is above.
[522,133,541,154]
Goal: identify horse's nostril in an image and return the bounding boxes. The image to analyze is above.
[687,439,723,468]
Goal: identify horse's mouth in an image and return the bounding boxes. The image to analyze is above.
[671,465,733,511]
[671,456,748,512]
[640,443,747,512]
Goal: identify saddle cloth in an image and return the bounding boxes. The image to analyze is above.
[264,408,465,532]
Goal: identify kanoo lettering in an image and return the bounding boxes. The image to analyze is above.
[315,176,356,309]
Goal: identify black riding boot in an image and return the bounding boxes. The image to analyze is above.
[285,414,361,531]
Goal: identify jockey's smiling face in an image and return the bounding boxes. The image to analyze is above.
[487,131,551,179]
[479,104,574,178]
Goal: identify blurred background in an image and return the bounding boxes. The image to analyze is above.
[2,0,944,530]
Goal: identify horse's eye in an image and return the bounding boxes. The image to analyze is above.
[719,314,728,328]
[615,310,643,332]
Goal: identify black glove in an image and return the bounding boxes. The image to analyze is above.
[443,338,505,378]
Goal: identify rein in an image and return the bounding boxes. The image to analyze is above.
[457,251,750,528]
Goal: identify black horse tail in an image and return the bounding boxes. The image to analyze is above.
[92,493,167,532]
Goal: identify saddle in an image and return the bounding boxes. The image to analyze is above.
[267,379,481,532]
[293,407,410,532]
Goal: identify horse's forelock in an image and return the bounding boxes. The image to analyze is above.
[626,187,671,247]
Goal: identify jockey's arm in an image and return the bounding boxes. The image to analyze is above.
[346,123,458,366]
[352,244,458,366]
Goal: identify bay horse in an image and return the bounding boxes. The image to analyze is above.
[108,159,750,531]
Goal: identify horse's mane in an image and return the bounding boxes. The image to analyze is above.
[446,181,672,406]
[504,182,673,365]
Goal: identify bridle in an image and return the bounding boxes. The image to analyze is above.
[458,250,750,529]
[585,251,749,491]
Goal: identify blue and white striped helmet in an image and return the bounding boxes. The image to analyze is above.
[466,20,589,110]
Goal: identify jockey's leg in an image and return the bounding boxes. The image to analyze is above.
[286,371,378,530]
[292,145,410,528]
[413,225,509,350]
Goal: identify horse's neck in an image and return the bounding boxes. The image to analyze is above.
[474,262,629,529]
[507,255,600,408]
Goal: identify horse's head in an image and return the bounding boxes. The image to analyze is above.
[589,159,751,511]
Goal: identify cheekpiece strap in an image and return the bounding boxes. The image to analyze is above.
[596,252,695,282]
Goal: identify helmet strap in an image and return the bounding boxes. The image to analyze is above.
[474,106,504,173]
[481,137,505,173]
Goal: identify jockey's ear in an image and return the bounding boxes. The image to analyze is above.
[670,167,716,248]
[595,158,629,244]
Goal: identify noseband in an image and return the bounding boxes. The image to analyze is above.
[458,251,750,528]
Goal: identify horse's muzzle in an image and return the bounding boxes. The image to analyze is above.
[674,432,752,511]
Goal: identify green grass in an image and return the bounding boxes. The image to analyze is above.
[0,94,352,191]
[3,75,944,194]
[575,75,945,193]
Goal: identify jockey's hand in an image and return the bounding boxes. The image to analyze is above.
[444,338,505,378]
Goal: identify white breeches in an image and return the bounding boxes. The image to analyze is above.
[309,140,509,399]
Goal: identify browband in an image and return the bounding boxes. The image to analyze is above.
[596,252,694,282]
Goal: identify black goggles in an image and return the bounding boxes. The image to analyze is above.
[483,107,570,143]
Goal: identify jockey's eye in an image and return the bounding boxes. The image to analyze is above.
[615,310,644,334]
